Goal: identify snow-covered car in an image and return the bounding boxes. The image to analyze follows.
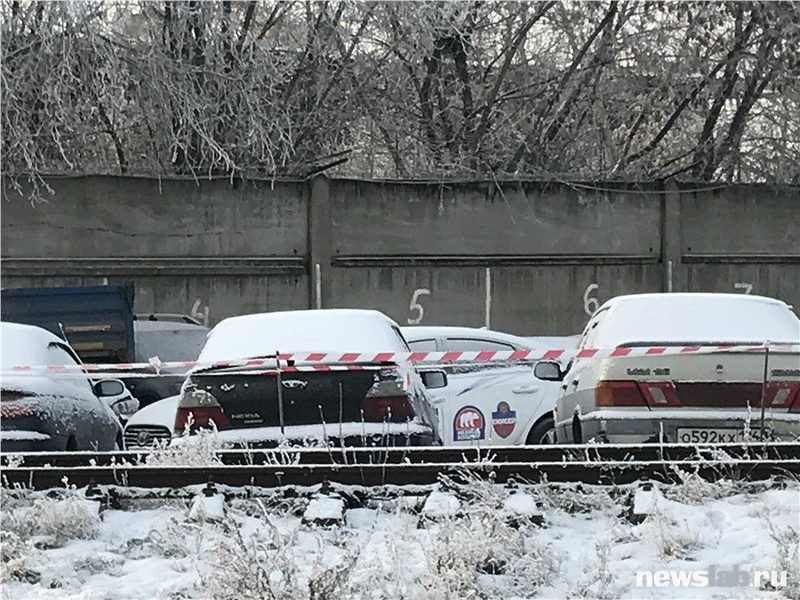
[402,326,578,445]
[0,322,124,451]
[402,326,538,354]
[124,394,179,449]
[126,310,439,448]
[535,294,800,444]
[121,314,210,408]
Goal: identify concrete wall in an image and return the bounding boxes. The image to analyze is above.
[3,176,798,335]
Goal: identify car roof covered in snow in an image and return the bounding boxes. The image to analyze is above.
[1,321,65,369]
[198,309,407,362]
[401,326,539,350]
[590,293,800,347]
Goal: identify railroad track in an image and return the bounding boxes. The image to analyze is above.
[2,443,798,490]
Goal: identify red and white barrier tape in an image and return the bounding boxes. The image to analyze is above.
[3,343,798,376]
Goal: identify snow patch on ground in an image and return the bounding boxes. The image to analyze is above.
[1,480,797,599]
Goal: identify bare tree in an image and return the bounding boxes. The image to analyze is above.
[2,1,799,197]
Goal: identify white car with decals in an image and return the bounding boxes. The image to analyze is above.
[532,293,800,444]
[403,326,578,445]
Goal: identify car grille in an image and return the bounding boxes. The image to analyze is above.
[124,425,172,449]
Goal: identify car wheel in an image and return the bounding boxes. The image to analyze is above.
[526,416,556,445]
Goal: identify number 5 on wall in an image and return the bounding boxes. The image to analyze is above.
[407,288,431,325]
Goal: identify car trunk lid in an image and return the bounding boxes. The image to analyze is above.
[177,365,415,432]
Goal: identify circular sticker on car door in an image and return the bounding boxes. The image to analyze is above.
[453,405,485,441]
[491,401,517,438]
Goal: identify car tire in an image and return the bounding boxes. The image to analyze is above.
[526,416,556,445]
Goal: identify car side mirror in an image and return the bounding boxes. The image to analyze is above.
[420,370,447,389]
[112,397,140,418]
[94,379,125,397]
[534,361,564,382]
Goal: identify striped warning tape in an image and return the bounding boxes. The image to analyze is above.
[3,343,797,376]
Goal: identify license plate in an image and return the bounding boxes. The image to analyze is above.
[676,428,744,444]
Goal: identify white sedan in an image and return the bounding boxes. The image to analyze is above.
[125,309,439,449]
[402,326,577,445]
[534,293,800,444]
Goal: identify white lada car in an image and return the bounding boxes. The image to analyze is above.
[533,293,800,444]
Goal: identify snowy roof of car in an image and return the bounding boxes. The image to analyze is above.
[591,293,800,346]
[1,322,65,368]
[198,309,406,362]
[400,326,538,349]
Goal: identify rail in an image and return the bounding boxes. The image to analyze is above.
[3,442,798,490]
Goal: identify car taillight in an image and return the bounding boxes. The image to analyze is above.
[595,381,648,407]
[362,395,415,421]
[767,382,800,409]
[638,381,681,407]
[362,368,415,422]
[175,387,230,433]
[0,390,37,418]
[782,383,800,412]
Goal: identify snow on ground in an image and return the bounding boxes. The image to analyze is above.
[1,475,797,599]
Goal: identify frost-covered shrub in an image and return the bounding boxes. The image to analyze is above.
[567,537,622,600]
[644,505,702,559]
[335,513,426,598]
[200,508,305,600]
[665,467,738,504]
[124,517,198,560]
[768,521,799,598]
[421,516,494,598]
[73,552,125,576]
[2,491,99,548]
[420,486,557,597]
[0,530,40,584]
[308,555,359,600]
[532,483,618,514]
[147,425,223,467]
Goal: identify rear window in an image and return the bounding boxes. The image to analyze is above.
[444,338,516,351]
[595,295,800,347]
[407,338,437,351]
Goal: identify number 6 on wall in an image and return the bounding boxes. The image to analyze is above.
[407,288,431,325]
[583,283,599,316]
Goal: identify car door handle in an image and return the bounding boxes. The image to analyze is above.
[512,386,539,395]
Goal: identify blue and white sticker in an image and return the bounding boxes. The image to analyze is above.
[491,401,517,439]
[453,405,485,441]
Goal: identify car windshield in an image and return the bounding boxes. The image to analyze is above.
[594,295,800,347]
[197,310,405,362]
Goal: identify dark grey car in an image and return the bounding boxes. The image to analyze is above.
[1,322,123,452]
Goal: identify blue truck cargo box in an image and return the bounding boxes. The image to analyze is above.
[1,284,135,363]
